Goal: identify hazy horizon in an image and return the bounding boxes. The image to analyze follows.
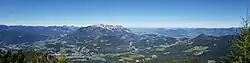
[0,23,241,28]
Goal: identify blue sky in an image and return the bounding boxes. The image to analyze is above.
[0,0,249,28]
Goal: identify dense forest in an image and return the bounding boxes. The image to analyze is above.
[0,49,68,63]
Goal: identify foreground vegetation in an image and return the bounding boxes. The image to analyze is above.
[0,49,69,63]
[227,10,250,63]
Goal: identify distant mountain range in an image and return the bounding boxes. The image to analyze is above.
[130,28,240,38]
[0,24,239,63]
[0,24,239,39]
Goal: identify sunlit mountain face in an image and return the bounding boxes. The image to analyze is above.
[0,24,238,63]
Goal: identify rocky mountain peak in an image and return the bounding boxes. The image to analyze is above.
[88,24,124,30]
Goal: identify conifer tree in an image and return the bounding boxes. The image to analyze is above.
[228,8,250,63]
[16,49,25,63]
[57,49,69,63]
